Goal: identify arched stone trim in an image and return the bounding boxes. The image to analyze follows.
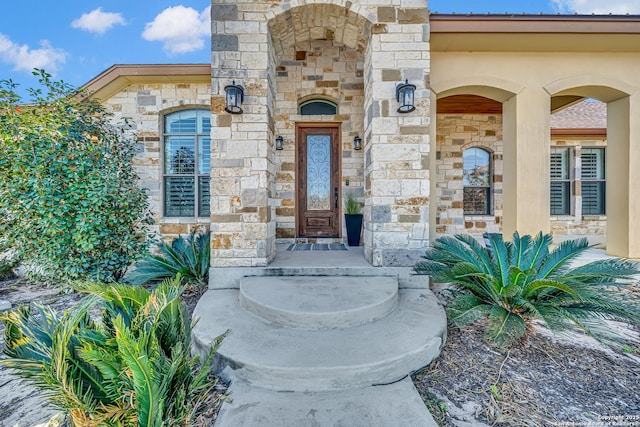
[267,2,373,54]
[158,103,210,117]
[544,75,635,102]
[431,77,522,103]
[158,104,211,134]
[297,91,343,105]
[265,0,375,24]
[461,141,496,152]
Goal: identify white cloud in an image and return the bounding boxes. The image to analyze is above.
[0,34,67,74]
[552,0,640,14]
[71,8,126,35]
[142,5,211,54]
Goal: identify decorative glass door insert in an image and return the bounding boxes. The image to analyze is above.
[297,125,340,237]
[306,135,331,211]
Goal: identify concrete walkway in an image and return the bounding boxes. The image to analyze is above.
[193,246,446,426]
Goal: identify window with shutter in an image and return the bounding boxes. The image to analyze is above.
[550,148,571,215]
[463,148,492,215]
[163,110,211,217]
[581,148,605,215]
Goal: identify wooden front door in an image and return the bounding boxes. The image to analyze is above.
[297,124,341,237]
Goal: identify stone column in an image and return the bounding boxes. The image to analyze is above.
[502,88,551,238]
[210,2,276,268]
[606,95,640,258]
[363,5,431,266]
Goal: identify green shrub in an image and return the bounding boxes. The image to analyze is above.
[125,231,210,287]
[344,193,361,215]
[0,70,154,283]
[415,232,640,348]
[1,277,225,426]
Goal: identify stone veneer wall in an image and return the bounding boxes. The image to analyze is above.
[435,113,504,238]
[362,5,432,266]
[211,0,433,267]
[550,137,607,246]
[272,39,365,240]
[102,82,211,240]
[210,1,279,267]
[434,112,607,244]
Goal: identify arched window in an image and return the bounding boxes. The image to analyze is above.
[463,147,492,215]
[163,109,210,217]
[299,99,337,115]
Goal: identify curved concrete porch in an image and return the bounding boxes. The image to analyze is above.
[194,244,446,426]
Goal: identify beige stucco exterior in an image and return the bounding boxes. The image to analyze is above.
[430,15,640,257]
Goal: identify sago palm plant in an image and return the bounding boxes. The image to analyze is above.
[1,276,225,426]
[415,232,640,347]
[125,231,210,287]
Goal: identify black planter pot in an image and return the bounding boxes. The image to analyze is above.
[345,214,363,246]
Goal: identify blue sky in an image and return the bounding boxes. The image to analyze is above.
[1,0,639,100]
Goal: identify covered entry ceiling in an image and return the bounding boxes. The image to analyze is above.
[437,94,587,114]
[268,4,371,55]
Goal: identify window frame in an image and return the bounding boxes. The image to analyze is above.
[462,147,493,216]
[581,147,606,216]
[162,109,211,218]
[550,147,572,216]
[299,99,338,116]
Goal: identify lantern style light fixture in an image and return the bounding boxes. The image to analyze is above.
[224,80,244,114]
[353,135,362,150]
[275,135,284,150]
[395,79,416,113]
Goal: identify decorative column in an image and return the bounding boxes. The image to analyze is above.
[502,88,551,237]
[606,94,640,258]
[210,1,277,268]
[363,4,431,266]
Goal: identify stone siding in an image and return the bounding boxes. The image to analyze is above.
[103,82,211,240]
[435,113,503,238]
[363,4,432,266]
[434,112,607,244]
[272,39,366,240]
[211,0,433,267]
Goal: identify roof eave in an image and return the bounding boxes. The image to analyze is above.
[83,64,211,101]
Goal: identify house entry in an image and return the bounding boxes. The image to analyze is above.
[297,124,341,237]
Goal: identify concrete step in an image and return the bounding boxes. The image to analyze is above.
[192,287,446,392]
[239,276,398,329]
[215,377,437,427]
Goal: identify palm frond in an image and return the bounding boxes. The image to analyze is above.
[520,231,552,272]
[419,232,640,349]
[447,294,492,325]
[1,277,224,424]
[125,231,210,287]
[536,237,590,280]
[486,305,526,348]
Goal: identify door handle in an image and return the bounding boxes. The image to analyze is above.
[334,187,339,209]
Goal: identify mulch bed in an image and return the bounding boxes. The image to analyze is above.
[412,289,640,427]
[2,277,640,427]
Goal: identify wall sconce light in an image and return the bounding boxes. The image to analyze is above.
[353,135,362,150]
[275,135,284,150]
[224,80,244,114]
[396,79,416,113]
